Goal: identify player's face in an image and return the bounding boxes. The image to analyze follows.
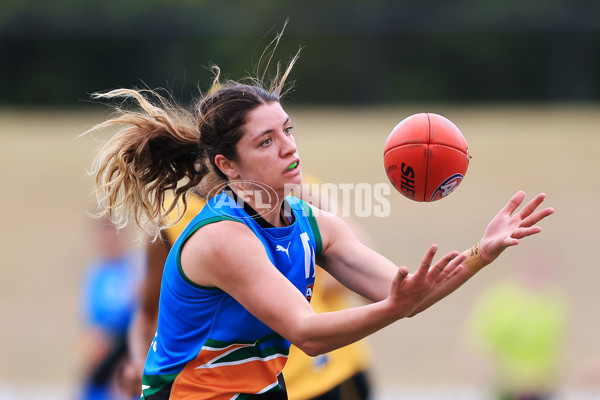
[232,101,302,194]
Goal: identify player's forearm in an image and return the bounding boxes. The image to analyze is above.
[407,266,474,317]
[291,298,401,356]
[127,310,158,367]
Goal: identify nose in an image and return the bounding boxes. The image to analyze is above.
[280,131,297,156]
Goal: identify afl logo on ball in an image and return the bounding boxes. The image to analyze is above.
[430,174,463,202]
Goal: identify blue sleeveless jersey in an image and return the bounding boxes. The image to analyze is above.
[142,193,321,400]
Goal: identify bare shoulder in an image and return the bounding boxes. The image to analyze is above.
[180,220,268,287]
[184,220,258,256]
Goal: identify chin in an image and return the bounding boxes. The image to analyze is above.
[295,169,303,183]
[288,171,302,187]
[278,178,300,196]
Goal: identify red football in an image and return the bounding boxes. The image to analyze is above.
[384,113,470,202]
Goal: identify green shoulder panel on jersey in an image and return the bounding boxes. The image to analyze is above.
[298,199,322,255]
[176,215,243,290]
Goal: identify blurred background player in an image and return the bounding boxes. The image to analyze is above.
[283,266,372,400]
[463,249,569,400]
[78,217,144,400]
[120,176,374,400]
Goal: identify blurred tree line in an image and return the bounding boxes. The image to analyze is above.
[1,0,599,106]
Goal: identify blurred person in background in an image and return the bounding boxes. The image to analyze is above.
[120,176,374,400]
[78,217,144,400]
[283,267,372,400]
[463,250,568,400]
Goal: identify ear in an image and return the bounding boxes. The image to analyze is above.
[214,154,239,179]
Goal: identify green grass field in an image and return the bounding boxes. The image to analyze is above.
[1,104,599,397]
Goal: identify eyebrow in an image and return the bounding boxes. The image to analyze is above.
[251,116,291,141]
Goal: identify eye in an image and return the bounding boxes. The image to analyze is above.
[260,137,273,147]
[284,126,294,135]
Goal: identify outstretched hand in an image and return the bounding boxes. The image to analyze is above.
[388,245,465,318]
[384,192,553,319]
[479,192,554,263]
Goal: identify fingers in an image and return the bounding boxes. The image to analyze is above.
[414,244,438,279]
[390,265,410,295]
[512,193,554,226]
[415,246,466,285]
[516,193,548,219]
[430,252,465,284]
[503,236,520,247]
[520,206,555,228]
[511,225,542,240]
[444,262,465,282]
[392,265,410,287]
[427,250,459,279]
[501,191,526,216]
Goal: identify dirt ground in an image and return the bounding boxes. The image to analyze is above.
[1,104,599,396]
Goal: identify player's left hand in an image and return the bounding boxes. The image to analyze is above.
[479,191,554,263]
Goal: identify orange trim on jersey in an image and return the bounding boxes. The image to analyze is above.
[170,343,288,399]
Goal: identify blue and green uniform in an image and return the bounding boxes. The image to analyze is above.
[142,190,321,400]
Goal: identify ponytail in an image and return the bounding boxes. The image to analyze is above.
[85,88,210,238]
[84,23,301,239]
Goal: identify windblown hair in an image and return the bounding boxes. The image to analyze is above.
[84,29,299,239]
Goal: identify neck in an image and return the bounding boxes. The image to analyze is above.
[225,183,291,228]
